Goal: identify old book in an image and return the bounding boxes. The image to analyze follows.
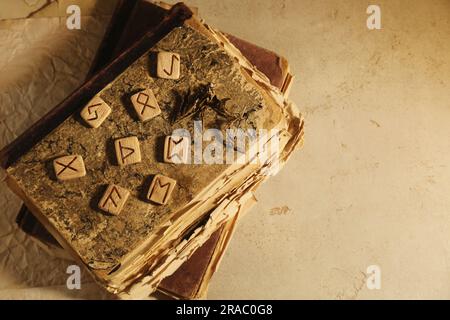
[15,0,294,299]
[2,3,303,298]
[14,1,300,299]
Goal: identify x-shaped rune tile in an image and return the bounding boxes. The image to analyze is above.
[53,155,86,181]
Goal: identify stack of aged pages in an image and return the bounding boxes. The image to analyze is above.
[1,1,303,299]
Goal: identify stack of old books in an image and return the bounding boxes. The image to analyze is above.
[0,1,303,299]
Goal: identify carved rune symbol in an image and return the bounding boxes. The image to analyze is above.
[163,54,180,76]
[147,174,176,205]
[119,141,135,162]
[167,137,184,161]
[55,156,78,176]
[157,52,180,80]
[87,103,102,121]
[130,89,161,122]
[98,184,130,215]
[102,185,121,208]
[154,179,170,203]
[164,136,189,164]
[80,96,111,128]
[114,136,141,166]
[136,93,156,115]
[53,155,86,181]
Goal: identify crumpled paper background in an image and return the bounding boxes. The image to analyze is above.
[0,0,117,299]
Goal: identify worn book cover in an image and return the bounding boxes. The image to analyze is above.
[2,3,303,297]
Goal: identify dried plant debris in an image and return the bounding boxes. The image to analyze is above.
[170,83,262,129]
[171,83,226,123]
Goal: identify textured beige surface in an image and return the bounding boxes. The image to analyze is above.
[1,0,450,299]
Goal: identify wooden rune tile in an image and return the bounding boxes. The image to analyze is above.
[98,184,130,216]
[80,96,112,128]
[130,88,161,122]
[164,135,190,164]
[53,155,86,181]
[114,136,141,166]
[147,174,176,205]
[156,51,181,80]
